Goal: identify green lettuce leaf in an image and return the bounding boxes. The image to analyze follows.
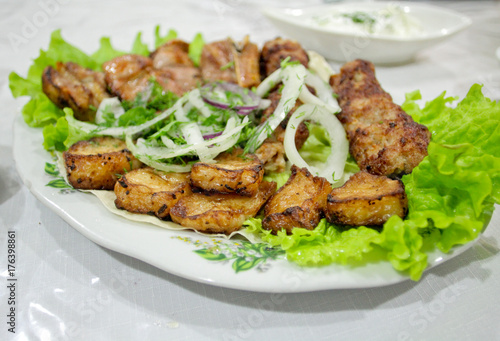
[246,84,499,281]
[154,26,178,48]
[130,32,150,56]
[188,33,205,67]
[22,93,63,127]
[91,37,126,65]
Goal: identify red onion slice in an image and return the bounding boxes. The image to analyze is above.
[200,82,261,115]
[202,131,223,140]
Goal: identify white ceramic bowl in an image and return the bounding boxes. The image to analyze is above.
[262,1,471,64]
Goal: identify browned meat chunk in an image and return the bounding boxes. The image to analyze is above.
[170,181,276,234]
[254,140,286,173]
[260,37,309,77]
[325,171,407,226]
[64,137,142,190]
[103,54,200,100]
[190,150,264,196]
[103,54,153,101]
[330,59,430,177]
[114,167,191,219]
[150,39,194,69]
[42,62,110,121]
[153,66,201,97]
[200,36,260,88]
[262,166,331,233]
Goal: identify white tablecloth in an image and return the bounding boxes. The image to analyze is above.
[1,1,499,340]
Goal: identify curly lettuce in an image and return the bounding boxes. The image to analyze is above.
[246,84,499,280]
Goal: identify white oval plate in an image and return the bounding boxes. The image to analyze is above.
[261,1,471,64]
[12,113,483,293]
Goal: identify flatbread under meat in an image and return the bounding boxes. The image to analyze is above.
[42,62,110,121]
[170,181,276,234]
[325,171,407,226]
[330,59,430,177]
[262,166,331,233]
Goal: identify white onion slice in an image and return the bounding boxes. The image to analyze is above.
[134,138,196,160]
[125,135,192,172]
[66,95,187,138]
[188,89,213,118]
[298,85,338,114]
[303,70,340,113]
[306,50,335,82]
[125,116,249,168]
[181,122,212,162]
[247,64,307,152]
[255,68,283,97]
[284,103,348,184]
[95,97,125,125]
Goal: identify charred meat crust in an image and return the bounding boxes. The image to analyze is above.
[170,181,277,235]
[325,171,408,226]
[262,165,331,233]
[150,39,194,69]
[63,137,142,190]
[254,140,286,173]
[260,37,309,77]
[114,168,191,219]
[103,52,200,100]
[330,59,430,177]
[42,62,110,121]
[190,150,264,197]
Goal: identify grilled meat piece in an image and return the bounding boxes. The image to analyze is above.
[64,137,142,190]
[190,150,264,196]
[114,168,191,219]
[153,66,201,97]
[170,181,276,234]
[254,140,286,173]
[200,36,260,88]
[42,62,110,121]
[260,37,309,77]
[150,39,194,69]
[330,59,430,177]
[262,166,331,233]
[103,54,154,101]
[103,54,200,100]
[326,171,407,226]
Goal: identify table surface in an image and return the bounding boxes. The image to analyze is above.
[1,0,499,340]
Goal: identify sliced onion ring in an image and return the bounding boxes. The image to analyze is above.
[200,81,261,114]
[284,103,348,184]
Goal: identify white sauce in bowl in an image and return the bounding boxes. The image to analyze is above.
[307,4,424,38]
